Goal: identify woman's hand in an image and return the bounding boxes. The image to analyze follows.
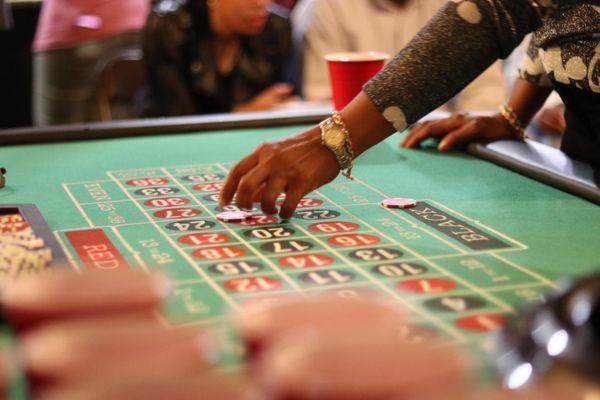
[221,93,399,219]
[401,113,516,152]
[219,127,340,219]
[234,83,294,113]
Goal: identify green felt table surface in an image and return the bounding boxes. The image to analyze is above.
[0,124,599,367]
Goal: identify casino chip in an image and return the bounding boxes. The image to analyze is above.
[0,213,53,279]
[380,198,417,209]
[217,210,252,223]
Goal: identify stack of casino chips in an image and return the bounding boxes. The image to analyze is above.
[0,213,52,279]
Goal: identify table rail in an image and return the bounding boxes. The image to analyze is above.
[468,140,600,205]
[0,109,332,145]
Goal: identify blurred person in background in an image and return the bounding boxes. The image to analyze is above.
[143,0,294,116]
[32,0,150,125]
[293,0,507,112]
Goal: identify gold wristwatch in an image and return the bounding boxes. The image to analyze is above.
[320,112,355,179]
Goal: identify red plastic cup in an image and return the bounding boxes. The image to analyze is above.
[325,52,390,110]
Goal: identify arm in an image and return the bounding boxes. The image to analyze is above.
[401,78,552,151]
[220,0,562,218]
[362,0,546,130]
[509,79,553,128]
[401,34,554,151]
[339,0,557,153]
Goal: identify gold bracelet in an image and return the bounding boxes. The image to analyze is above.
[320,112,355,180]
[332,111,356,179]
[499,104,527,141]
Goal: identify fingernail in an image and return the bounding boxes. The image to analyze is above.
[438,141,448,151]
[151,273,172,299]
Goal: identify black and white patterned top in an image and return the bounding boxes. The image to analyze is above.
[363,1,600,164]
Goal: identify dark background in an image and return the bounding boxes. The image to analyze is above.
[0,1,41,128]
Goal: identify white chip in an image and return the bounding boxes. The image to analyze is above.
[380,198,417,209]
[216,211,252,222]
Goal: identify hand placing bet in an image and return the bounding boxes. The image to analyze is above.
[219,127,340,219]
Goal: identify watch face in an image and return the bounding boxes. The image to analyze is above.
[327,127,345,147]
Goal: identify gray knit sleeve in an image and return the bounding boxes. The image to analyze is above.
[363,0,559,132]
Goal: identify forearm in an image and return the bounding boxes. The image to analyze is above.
[507,78,553,127]
[293,92,394,161]
[337,80,552,159]
[363,1,544,129]
[325,0,559,158]
[341,93,396,157]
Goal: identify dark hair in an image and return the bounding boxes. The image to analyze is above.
[151,0,212,36]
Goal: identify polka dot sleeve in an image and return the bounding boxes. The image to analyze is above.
[518,36,553,88]
[363,0,558,131]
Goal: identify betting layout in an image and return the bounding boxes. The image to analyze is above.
[57,162,557,362]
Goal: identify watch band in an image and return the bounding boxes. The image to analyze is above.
[320,112,355,179]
